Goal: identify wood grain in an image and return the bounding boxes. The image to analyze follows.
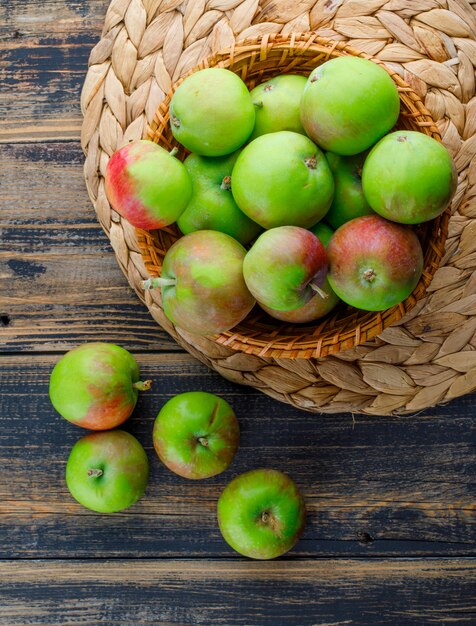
[0,141,178,351]
[1,559,475,625]
[1,354,474,558]
[0,0,109,142]
[1,0,476,622]
[0,0,106,39]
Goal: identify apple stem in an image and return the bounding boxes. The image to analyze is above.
[142,277,176,290]
[363,268,377,283]
[220,176,232,191]
[87,468,103,478]
[198,437,209,447]
[133,380,152,392]
[253,100,263,108]
[304,155,317,169]
[310,283,329,300]
[169,147,179,157]
[259,510,283,536]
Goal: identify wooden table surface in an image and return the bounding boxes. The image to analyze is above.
[1,1,475,624]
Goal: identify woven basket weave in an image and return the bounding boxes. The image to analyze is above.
[81,0,476,415]
[140,33,450,359]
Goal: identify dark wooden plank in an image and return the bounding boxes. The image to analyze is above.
[0,142,95,233]
[0,0,106,40]
[0,254,180,352]
[1,354,474,558]
[1,559,475,625]
[0,142,179,351]
[0,0,108,142]
[0,38,88,142]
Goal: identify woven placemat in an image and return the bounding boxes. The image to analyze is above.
[81,0,476,415]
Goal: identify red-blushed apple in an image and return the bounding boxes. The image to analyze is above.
[177,151,262,246]
[217,469,306,560]
[325,151,374,229]
[153,391,239,479]
[260,222,340,323]
[301,56,400,155]
[105,139,192,230]
[362,130,457,224]
[169,68,255,156]
[327,215,424,311]
[249,74,307,139]
[49,343,151,430]
[231,131,334,229]
[143,230,255,335]
[243,226,328,311]
[65,430,149,513]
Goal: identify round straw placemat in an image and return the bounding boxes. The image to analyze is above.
[81,0,476,415]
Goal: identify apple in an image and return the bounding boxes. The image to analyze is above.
[65,430,149,513]
[177,151,261,246]
[325,151,374,229]
[260,222,340,323]
[169,68,255,156]
[309,221,334,245]
[362,130,457,224]
[105,139,192,230]
[249,74,307,139]
[153,391,239,479]
[143,230,255,335]
[217,469,306,559]
[231,131,334,229]
[327,214,424,311]
[243,226,328,311]
[301,56,400,155]
[49,343,151,430]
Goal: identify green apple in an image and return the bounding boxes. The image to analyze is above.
[65,430,149,513]
[231,131,334,229]
[325,151,374,229]
[362,130,457,223]
[169,68,255,156]
[217,469,306,560]
[105,139,192,230]
[153,391,239,479]
[177,152,261,245]
[309,221,334,246]
[249,74,307,139]
[301,56,400,155]
[49,343,151,430]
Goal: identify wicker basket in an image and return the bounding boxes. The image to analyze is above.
[137,33,450,360]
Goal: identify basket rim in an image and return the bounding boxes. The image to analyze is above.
[137,32,451,360]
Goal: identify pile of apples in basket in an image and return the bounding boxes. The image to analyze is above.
[106,56,457,335]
